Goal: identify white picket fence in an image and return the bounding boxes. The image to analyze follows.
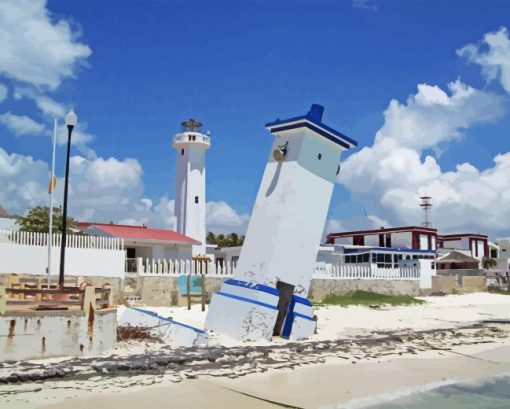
[0,229,123,250]
[313,264,420,280]
[137,258,235,277]
[136,258,421,281]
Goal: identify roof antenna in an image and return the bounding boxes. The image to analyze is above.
[420,195,432,228]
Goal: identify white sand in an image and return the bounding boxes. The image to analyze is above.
[118,293,510,346]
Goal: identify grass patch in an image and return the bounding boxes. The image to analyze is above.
[315,290,425,307]
[488,286,510,295]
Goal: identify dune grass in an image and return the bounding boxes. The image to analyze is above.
[315,290,425,307]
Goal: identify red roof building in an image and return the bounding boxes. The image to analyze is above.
[77,222,200,265]
[78,222,200,245]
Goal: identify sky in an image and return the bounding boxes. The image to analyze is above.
[1,0,510,238]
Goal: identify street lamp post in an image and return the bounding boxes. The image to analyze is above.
[59,110,77,288]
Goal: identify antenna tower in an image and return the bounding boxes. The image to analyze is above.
[420,196,432,228]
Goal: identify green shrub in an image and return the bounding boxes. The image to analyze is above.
[316,290,425,307]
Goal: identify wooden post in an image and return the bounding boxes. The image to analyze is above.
[0,285,6,316]
[187,271,191,310]
[201,274,205,312]
[82,286,97,311]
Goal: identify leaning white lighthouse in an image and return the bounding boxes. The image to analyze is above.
[205,104,357,341]
[173,118,211,255]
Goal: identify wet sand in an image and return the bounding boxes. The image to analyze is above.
[38,343,510,409]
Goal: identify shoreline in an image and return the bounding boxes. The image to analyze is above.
[1,322,509,409]
[2,293,510,408]
[35,342,510,409]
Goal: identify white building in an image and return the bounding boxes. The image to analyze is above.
[437,233,488,262]
[78,222,199,273]
[492,238,510,270]
[173,118,210,256]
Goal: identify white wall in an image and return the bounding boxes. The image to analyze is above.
[392,232,412,248]
[0,218,18,231]
[476,240,485,260]
[442,239,462,250]
[365,235,379,247]
[332,237,352,245]
[419,234,429,250]
[0,243,125,277]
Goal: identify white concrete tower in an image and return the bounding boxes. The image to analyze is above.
[234,104,357,295]
[205,105,358,341]
[173,118,211,255]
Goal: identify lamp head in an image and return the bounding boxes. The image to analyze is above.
[273,141,289,162]
[65,110,78,127]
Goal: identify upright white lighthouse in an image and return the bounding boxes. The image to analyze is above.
[173,118,211,255]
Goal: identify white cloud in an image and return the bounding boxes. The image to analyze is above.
[14,87,66,117]
[339,77,510,236]
[0,111,46,136]
[367,214,391,229]
[0,147,49,213]
[458,27,510,93]
[374,81,504,151]
[352,0,378,12]
[0,84,7,103]
[0,0,91,90]
[206,201,250,234]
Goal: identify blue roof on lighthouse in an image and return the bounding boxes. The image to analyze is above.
[265,104,358,149]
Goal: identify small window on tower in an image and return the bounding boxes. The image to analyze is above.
[195,196,199,204]
[318,153,322,160]
[181,149,184,156]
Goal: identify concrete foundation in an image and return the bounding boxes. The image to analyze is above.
[308,279,420,302]
[0,308,117,362]
[126,276,424,307]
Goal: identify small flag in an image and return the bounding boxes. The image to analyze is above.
[48,175,57,193]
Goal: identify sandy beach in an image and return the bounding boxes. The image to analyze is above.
[1,293,510,409]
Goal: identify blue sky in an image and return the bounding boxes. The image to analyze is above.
[2,1,510,237]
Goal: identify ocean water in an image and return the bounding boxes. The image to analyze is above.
[367,374,510,409]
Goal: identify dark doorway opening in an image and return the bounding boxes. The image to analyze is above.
[273,281,295,336]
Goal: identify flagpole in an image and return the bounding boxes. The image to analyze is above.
[47,118,57,288]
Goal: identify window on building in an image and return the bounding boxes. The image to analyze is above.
[363,253,369,263]
[379,234,384,247]
[491,249,498,258]
[318,153,322,160]
[181,149,184,156]
[195,196,199,204]
[385,234,391,248]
